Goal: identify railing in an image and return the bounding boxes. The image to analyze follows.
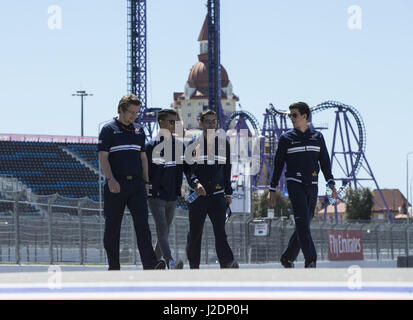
[0,190,411,266]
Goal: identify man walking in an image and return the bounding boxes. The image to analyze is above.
[185,110,238,269]
[267,102,336,268]
[146,109,184,269]
[98,94,165,270]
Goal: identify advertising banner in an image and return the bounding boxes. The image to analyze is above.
[328,230,363,261]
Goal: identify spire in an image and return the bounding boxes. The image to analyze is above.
[198,15,208,56]
[197,15,208,42]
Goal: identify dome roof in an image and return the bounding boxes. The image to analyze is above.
[185,15,232,97]
[188,58,229,91]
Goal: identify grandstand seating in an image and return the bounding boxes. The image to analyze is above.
[0,197,14,215]
[63,143,99,169]
[0,140,188,209]
[0,141,99,200]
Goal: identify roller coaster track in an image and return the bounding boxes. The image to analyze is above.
[265,104,285,154]
[311,101,366,197]
[265,101,366,198]
[225,110,261,136]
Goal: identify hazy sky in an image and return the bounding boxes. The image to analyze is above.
[0,1,412,197]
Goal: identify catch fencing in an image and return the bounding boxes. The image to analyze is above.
[0,190,412,266]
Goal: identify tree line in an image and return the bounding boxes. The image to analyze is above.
[253,187,374,221]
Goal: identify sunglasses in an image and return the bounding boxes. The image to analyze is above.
[288,113,299,118]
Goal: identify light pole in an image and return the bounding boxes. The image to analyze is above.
[72,90,93,137]
[97,119,112,213]
[407,151,413,223]
[410,177,413,218]
[97,118,111,264]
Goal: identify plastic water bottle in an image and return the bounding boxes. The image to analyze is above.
[186,191,199,204]
[225,205,232,223]
[326,184,336,205]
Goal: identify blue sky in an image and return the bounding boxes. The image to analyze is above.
[0,1,412,197]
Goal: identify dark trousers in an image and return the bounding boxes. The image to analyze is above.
[186,194,234,268]
[103,179,157,270]
[282,181,318,266]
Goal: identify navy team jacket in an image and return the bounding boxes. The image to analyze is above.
[185,135,233,197]
[145,136,184,201]
[270,127,335,191]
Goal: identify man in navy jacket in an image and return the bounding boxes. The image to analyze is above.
[268,102,337,268]
[185,110,238,269]
[146,109,184,269]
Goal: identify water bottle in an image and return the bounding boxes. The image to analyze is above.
[186,191,199,204]
[225,205,232,224]
[325,184,336,205]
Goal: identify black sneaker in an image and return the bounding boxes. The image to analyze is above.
[168,259,184,270]
[174,259,184,269]
[154,260,166,270]
[305,261,316,268]
[280,257,294,268]
[223,260,239,269]
[108,267,120,271]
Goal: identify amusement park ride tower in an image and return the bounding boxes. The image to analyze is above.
[127,0,159,138]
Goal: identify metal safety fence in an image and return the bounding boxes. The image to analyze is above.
[0,190,412,266]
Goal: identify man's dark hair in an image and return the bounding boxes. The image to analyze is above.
[200,109,217,122]
[117,94,142,113]
[289,102,311,120]
[157,109,178,122]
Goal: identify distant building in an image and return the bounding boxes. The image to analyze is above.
[316,198,347,221]
[172,16,239,130]
[372,189,410,220]
[316,188,410,221]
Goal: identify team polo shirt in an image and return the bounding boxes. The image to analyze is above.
[98,118,146,177]
[270,127,335,190]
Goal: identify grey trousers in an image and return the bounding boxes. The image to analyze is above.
[147,198,177,261]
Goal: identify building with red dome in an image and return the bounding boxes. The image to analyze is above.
[172,17,239,129]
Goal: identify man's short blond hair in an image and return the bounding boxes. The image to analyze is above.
[118,94,142,113]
